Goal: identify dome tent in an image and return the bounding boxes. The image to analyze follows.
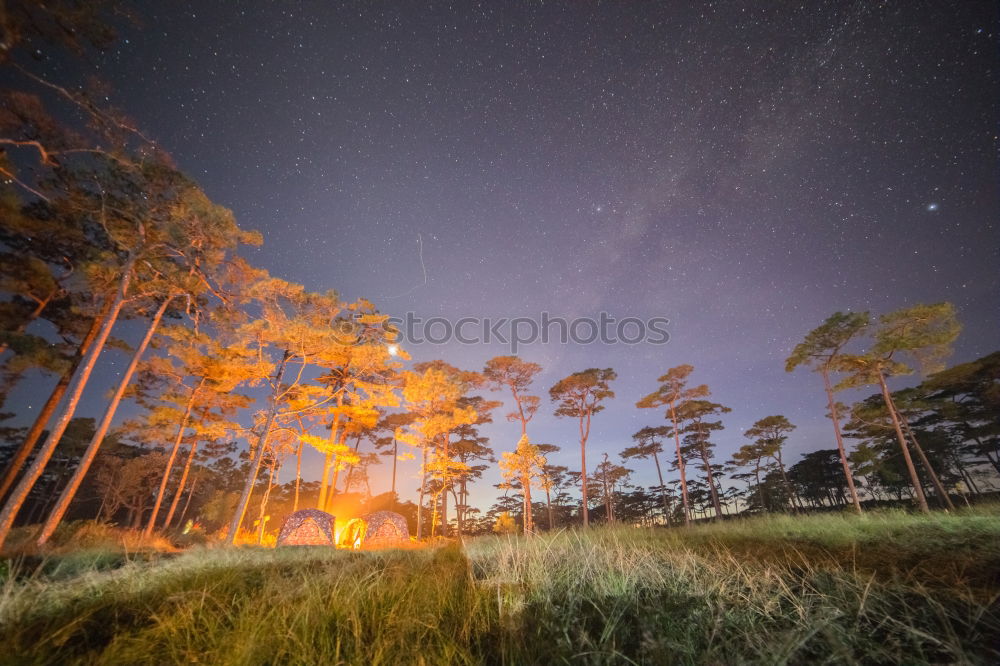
[277,509,335,546]
[361,510,409,548]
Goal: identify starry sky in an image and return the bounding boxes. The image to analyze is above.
[25,1,1000,510]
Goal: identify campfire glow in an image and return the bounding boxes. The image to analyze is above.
[336,518,366,549]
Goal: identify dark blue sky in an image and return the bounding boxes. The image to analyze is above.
[20,1,999,510]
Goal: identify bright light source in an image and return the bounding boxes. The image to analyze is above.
[387,344,399,356]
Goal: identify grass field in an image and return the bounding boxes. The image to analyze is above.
[1,509,998,665]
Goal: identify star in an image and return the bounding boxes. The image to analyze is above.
[926,203,939,212]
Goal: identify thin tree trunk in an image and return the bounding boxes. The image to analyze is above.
[145,377,204,537]
[601,454,612,524]
[342,434,363,494]
[430,488,439,538]
[545,481,554,530]
[650,449,671,526]
[954,456,980,494]
[460,478,470,532]
[325,428,349,512]
[37,296,172,546]
[754,460,766,512]
[698,441,723,518]
[256,458,278,544]
[822,368,862,514]
[96,483,109,523]
[773,451,800,513]
[293,438,303,512]
[317,451,332,511]
[899,418,956,510]
[227,349,290,544]
[0,300,108,502]
[293,416,307,512]
[441,436,450,537]
[323,427,349,513]
[451,487,463,537]
[317,392,343,511]
[164,438,199,530]
[579,408,591,528]
[877,372,929,513]
[391,438,397,497]
[176,474,198,528]
[416,441,428,539]
[0,257,135,549]
[669,402,691,526]
[522,473,533,534]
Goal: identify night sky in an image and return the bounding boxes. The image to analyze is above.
[24,1,1000,509]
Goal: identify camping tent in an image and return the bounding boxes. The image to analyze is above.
[361,510,409,548]
[276,509,335,546]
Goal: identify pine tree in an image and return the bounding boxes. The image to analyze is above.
[786,312,869,514]
[549,368,616,528]
[499,434,546,534]
[636,365,709,526]
[836,303,961,514]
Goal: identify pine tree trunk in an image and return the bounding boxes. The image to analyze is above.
[416,442,428,539]
[37,296,172,546]
[145,377,205,537]
[669,402,691,526]
[754,460,766,512]
[325,428,349,513]
[545,483,554,530]
[256,458,277,544]
[902,421,955,510]
[0,300,109,502]
[451,487,463,537]
[822,368,863,514]
[293,416,307,512]
[227,349,290,544]
[651,449,671,526]
[522,472,532,534]
[293,438,303,512]
[391,438,397,497]
[342,434,363,494]
[441,436,449,537]
[579,408,590,528]
[953,455,979,494]
[878,372,929,513]
[176,474,198,528]
[430,489,439,538]
[163,437,199,530]
[0,256,135,549]
[601,459,611,524]
[317,392,344,511]
[774,451,800,513]
[699,441,723,518]
[317,451,332,511]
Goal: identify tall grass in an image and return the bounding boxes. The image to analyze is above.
[467,512,1000,664]
[1,509,998,664]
